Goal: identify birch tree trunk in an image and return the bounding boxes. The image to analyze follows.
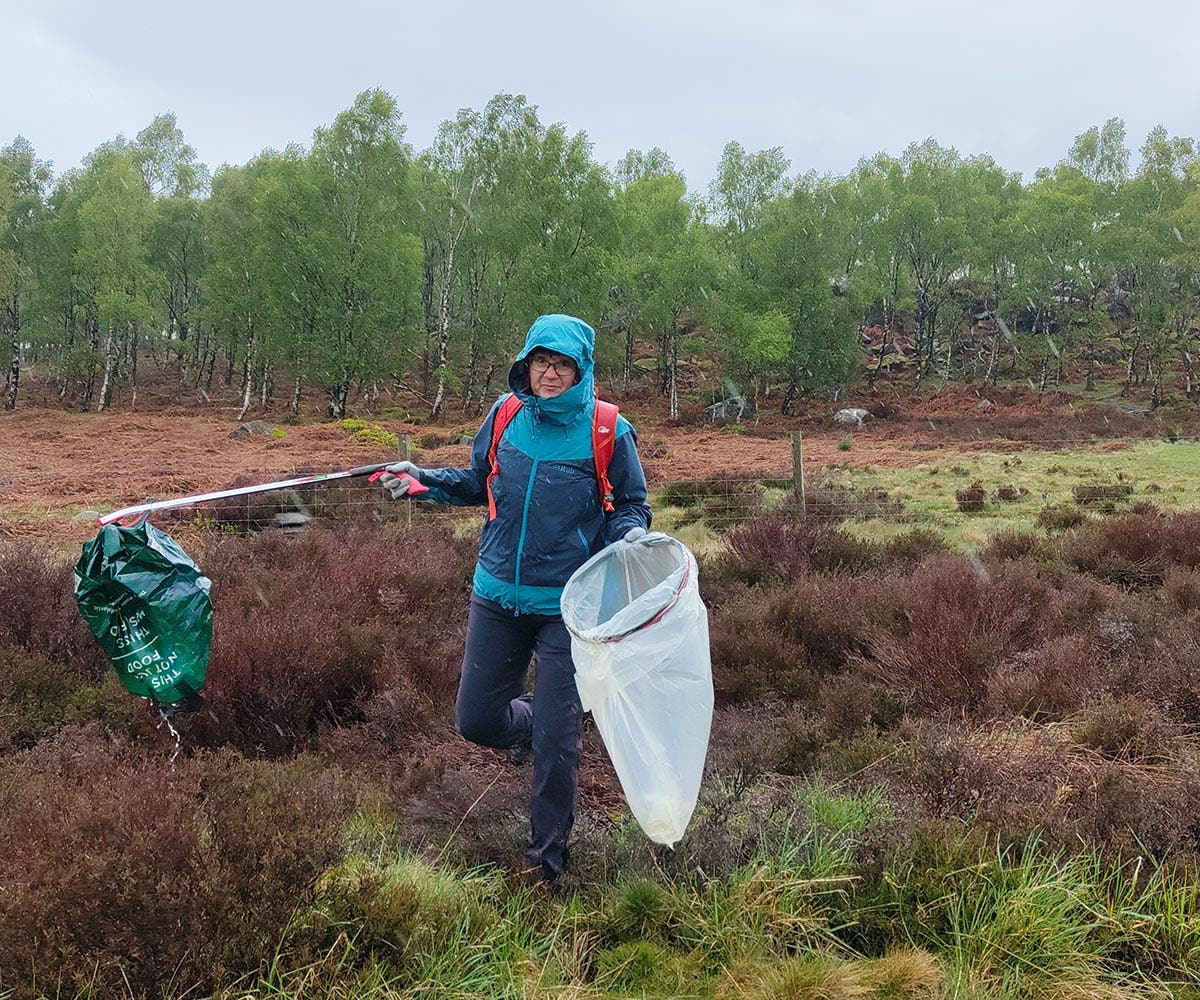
[97,330,119,412]
[237,345,254,421]
[327,379,349,419]
[83,319,101,409]
[130,329,139,411]
[4,338,17,411]
[4,293,18,411]
[668,324,679,420]
[430,240,456,419]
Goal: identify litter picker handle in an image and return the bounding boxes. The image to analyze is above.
[98,461,415,527]
[366,469,429,496]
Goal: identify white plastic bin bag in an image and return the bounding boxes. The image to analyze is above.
[561,533,713,846]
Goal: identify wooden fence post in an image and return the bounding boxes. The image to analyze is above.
[792,431,806,520]
[400,433,412,530]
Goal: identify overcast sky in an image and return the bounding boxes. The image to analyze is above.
[4,0,1198,192]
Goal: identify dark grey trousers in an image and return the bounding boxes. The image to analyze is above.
[454,594,582,879]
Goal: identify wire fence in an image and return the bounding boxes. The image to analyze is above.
[9,430,1187,543]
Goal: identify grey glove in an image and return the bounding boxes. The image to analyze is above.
[379,461,424,500]
[623,526,648,544]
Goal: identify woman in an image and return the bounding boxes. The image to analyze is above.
[380,313,651,883]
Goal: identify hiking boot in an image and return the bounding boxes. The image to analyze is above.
[507,736,533,766]
[517,860,564,894]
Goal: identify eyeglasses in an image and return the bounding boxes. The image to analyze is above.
[528,356,577,376]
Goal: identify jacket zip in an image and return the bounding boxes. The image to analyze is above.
[512,404,543,615]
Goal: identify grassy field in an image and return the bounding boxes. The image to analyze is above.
[653,441,1200,554]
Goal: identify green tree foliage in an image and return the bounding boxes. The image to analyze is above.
[7,104,1200,416]
[613,165,724,418]
[418,94,618,417]
[0,138,51,409]
[740,174,870,409]
[74,149,159,410]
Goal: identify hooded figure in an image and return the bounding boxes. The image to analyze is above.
[380,314,651,882]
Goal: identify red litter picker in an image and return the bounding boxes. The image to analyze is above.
[98,462,427,527]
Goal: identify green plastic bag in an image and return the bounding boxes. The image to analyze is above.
[75,521,212,710]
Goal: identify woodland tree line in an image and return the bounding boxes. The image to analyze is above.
[2,90,1199,420]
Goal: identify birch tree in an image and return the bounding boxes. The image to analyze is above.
[0,139,51,409]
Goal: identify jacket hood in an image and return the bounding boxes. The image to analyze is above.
[507,314,596,425]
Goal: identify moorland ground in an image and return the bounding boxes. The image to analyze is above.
[4,374,1200,999]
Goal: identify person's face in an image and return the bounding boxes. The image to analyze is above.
[527,349,579,399]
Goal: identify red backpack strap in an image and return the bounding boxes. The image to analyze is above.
[592,399,619,514]
[487,395,523,520]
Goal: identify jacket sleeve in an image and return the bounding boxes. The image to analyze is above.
[415,399,503,507]
[604,417,653,543]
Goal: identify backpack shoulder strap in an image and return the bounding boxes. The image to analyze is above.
[592,399,619,514]
[487,395,523,520]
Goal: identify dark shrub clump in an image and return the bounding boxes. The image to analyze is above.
[872,554,1066,713]
[0,728,357,998]
[954,482,986,512]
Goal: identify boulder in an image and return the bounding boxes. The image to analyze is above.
[273,511,312,532]
[230,420,276,439]
[834,407,871,429]
[707,397,750,422]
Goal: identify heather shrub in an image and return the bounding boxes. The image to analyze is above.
[1038,504,1088,532]
[0,541,108,679]
[984,529,1040,561]
[815,668,905,738]
[713,517,891,584]
[1127,616,1200,723]
[804,479,905,522]
[0,648,140,751]
[188,524,473,752]
[0,731,356,998]
[0,728,205,998]
[872,555,1065,713]
[809,529,883,574]
[1073,482,1134,507]
[877,529,948,572]
[709,606,818,702]
[196,752,357,973]
[887,721,1066,835]
[982,635,1099,721]
[1069,760,1200,854]
[1164,566,1200,611]
[1064,510,1200,586]
[715,515,825,584]
[710,574,899,702]
[0,648,81,750]
[954,481,986,512]
[1063,697,1183,764]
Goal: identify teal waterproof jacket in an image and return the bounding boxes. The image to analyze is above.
[416,315,651,615]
